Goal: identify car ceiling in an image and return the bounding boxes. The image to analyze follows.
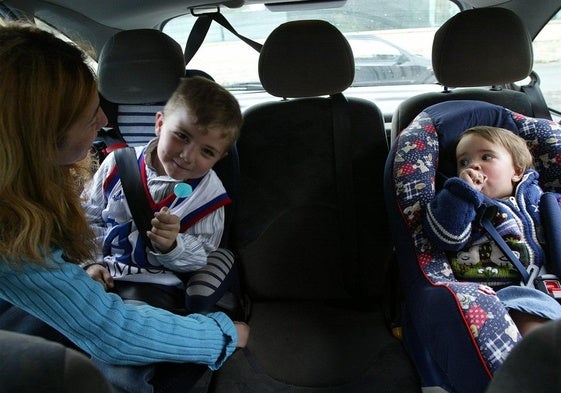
[3,0,561,55]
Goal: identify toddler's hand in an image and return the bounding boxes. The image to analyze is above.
[147,207,180,253]
[459,168,487,192]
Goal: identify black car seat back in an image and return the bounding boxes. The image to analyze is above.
[0,329,115,393]
[210,19,420,392]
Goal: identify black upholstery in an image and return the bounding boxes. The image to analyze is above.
[98,28,185,105]
[0,329,114,393]
[210,20,419,392]
[258,19,354,97]
[96,28,185,148]
[391,7,546,141]
[486,319,561,393]
[433,8,532,87]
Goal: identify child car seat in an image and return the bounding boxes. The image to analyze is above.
[384,99,561,393]
[486,318,561,393]
[97,28,185,148]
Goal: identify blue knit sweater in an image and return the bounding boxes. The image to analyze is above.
[0,249,237,369]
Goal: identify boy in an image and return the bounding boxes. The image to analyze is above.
[81,76,242,312]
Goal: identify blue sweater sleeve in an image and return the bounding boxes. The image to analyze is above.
[0,249,237,370]
[423,177,486,251]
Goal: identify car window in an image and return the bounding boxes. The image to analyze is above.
[533,9,561,119]
[162,0,460,116]
[34,18,98,72]
[352,38,401,59]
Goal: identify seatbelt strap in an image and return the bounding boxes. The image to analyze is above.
[520,71,552,120]
[184,15,212,66]
[331,93,360,295]
[476,204,530,284]
[184,12,262,66]
[114,147,155,251]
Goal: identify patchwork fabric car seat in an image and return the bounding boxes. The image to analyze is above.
[384,99,561,393]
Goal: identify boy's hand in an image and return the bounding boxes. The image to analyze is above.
[147,207,180,253]
[85,264,114,291]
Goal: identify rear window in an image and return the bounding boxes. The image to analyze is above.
[162,0,460,115]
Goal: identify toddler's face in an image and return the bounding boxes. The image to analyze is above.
[153,109,228,181]
[456,134,522,199]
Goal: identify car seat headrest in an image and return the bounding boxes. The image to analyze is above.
[258,20,355,98]
[98,29,185,104]
[432,8,533,88]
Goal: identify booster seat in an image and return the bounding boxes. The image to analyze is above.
[384,99,561,393]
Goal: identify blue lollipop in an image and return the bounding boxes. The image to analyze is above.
[168,182,193,211]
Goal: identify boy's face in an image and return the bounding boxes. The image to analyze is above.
[456,133,523,199]
[154,109,229,181]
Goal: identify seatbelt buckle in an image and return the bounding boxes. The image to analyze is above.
[534,274,561,301]
[523,264,541,288]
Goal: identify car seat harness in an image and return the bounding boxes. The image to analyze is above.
[477,197,561,302]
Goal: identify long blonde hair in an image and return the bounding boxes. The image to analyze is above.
[0,21,97,266]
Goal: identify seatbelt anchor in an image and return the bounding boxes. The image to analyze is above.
[534,273,561,301]
[523,264,541,288]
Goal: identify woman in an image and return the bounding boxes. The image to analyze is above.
[0,20,248,392]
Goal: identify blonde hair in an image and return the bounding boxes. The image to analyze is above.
[0,21,97,267]
[164,76,243,150]
[459,125,534,174]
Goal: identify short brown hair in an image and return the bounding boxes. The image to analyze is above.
[164,76,242,150]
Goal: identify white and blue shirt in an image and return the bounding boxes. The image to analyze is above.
[82,138,230,286]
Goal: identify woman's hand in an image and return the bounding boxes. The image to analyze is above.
[234,321,250,348]
[85,264,114,291]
